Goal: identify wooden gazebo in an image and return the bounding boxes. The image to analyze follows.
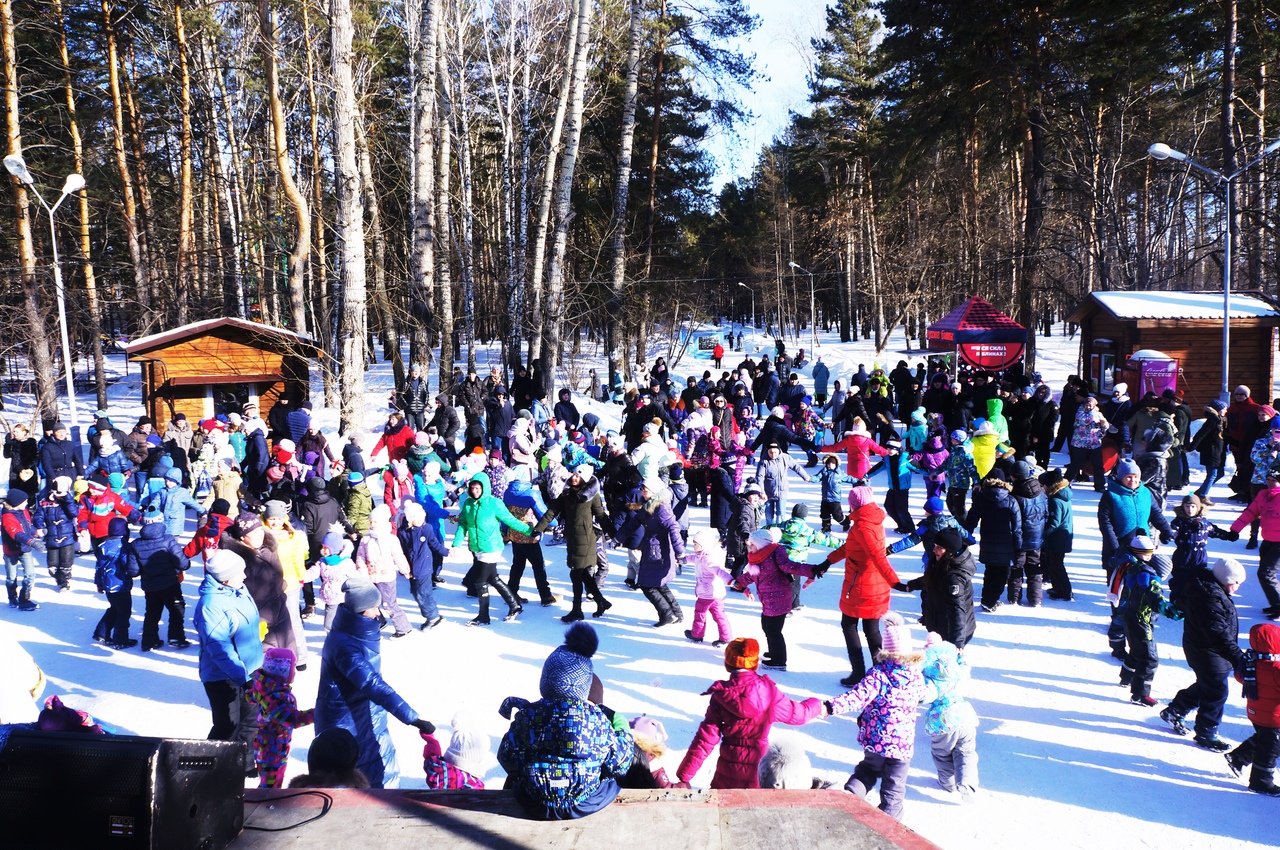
[123,318,320,425]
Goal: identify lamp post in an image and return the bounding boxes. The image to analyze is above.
[1148,140,1280,404]
[736,281,755,334]
[787,261,818,352]
[4,154,85,431]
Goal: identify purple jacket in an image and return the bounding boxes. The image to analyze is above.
[627,499,685,587]
[738,543,814,616]
[676,670,822,788]
[830,658,925,760]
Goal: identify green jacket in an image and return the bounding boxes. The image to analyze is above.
[453,472,530,554]
[345,482,374,534]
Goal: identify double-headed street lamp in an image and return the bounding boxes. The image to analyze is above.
[736,281,755,334]
[1148,140,1280,404]
[4,153,85,431]
[787,261,818,352]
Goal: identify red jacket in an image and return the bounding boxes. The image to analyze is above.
[827,502,898,619]
[184,513,236,564]
[78,489,139,539]
[676,670,821,788]
[372,422,415,463]
[822,432,889,478]
[1238,623,1280,728]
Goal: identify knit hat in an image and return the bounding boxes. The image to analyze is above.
[108,472,126,492]
[343,577,382,613]
[52,475,72,494]
[1011,461,1034,481]
[791,503,808,519]
[164,467,184,485]
[306,476,327,496]
[261,647,298,684]
[402,501,426,526]
[643,422,659,436]
[880,611,914,655]
[1128,532,1156,553]
[539,622,598,701]
[748,528,780,550]
[772,406,787,419]
[985,468,1007,483]
[1112,382,1128,396]
[107,516,129,538]
[5,490,28,508]
[443,715,491,779]
[321,531,346,554]
[690,527,721,552]
[923,496,945,514]
[724,637,760,671]
[277,439,295,453]
[740,483,764,500]
[573,464,595,481]
[1038,469,1064,490]
[949,430,967,443]
[1212,557,1246,586]
[206,549,247,585]
[308,728,360,775]
[347,470,365,484]
[263,500,289,520]
[1208,399,1227,413]
[934,528,965,554]
[1115,458,1141,479]
[236,512,263,535]
[142,503,164,524]
[847,485,873,510]
[517,409,533,421]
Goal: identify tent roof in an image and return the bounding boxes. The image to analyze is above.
[926,297,1027,345]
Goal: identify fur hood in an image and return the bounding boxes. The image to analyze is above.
[982,477,1012,491]
[1043,477,1070,497]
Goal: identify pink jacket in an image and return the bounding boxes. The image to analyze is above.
[1231,483,1280,542]
[676,670,822,788]
[738,543,815,617]
[690,549,733,600]
[823,432,889,479]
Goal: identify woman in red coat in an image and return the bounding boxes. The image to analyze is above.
[823,484,900,687]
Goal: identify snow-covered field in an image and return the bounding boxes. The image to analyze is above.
[1,322,1276,849]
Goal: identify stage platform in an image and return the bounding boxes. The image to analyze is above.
[232,788,942,850]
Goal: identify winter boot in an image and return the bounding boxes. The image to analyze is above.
[1006,575,1024,606]
[561,608,585,623]
[1025,575,1044,607]
[17,586,38,612]
[1118,665,1135,688]
[1226,749,1248,778]
[593,597,613,618]
[469,592,491,626]
[1249,770,1280,796]
[493,577,522,621]
[684,629,703,643]
[6,582,17,608]
[1193,734,1232,753]
[1159,707,1189,736]
[644,587,674,627]
[662,587,684,623]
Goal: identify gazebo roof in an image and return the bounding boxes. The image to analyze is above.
[926,297,1027,346]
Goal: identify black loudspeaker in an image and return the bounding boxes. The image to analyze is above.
[0,729,247,850]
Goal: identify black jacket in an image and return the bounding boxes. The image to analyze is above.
[1188,414,1225,472]
[750,416,806,454]
[725,494,759,560]
[39,437,84,482]
[909,545,977,650]
[533,478,607,569]
[963,482,1023,566]
[400,377,430,414]
[125,522,189,592]
[299,490,353,561]
[429,403,460,444]
[1179,571,1245,668]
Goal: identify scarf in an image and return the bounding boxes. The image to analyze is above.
[1242,649,1278,700]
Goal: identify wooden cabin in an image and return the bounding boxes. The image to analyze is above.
[123,318,320,426]
[1066,291,1280,405]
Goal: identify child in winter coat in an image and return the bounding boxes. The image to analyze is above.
[1039,470,1076,601]
[1228,465,1280,616]
[398,502,449,629]
[815,454,857,544]
[503,476,557,606]
[754,443,811,527]
[920,632,979,798]
[778,502,817,611]
[250,647,314,788]
[943,430,978,525]
[870,439,920,535]
[343,471,373,535]
[912,433,950,501]
[1,490,41,611]
[315,531,359,631]
[736,528,820,671]
[674,637,824,789]
[1008,461,1048,607]
[826,611,926,821]
[342,434,366,474]
[93,517,135,648]
[963,470,1023,613]
[904,408,929,455]
[969,420,1014,480]
[202,459,241,519]
[887,496,970,563]
[422,716,489,789]
[356,505,415,637]
[1226,623,1280,795]
[820,418,892,480]
[126,504,191,651]
[184,499,237,566]
[1188,400,1226,502]
[1110,532,1179,706]
[684,528,734,646]
[33,476,79,591]
[1169,494,1238,608]
[150,467,207,538]
[497,623,634,819]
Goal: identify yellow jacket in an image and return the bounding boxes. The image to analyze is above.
[270,525,309,593]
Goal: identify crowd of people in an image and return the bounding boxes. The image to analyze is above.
[3,341,1280,822]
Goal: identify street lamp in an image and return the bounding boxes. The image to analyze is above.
[4,153,84,431]
[736,281,755,335]
[788,261,818,352]
[1148,139,1280,403]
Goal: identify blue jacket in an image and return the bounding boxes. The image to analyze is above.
[124,522,189,592]
[1012,478,1048,552]
[1098,478,1172,558]
[95,535,131,594]
[888,513,971,555]
[147,484,206,537]
[39,437,83,482]
[315,604,419,789]
[85,445,134,479]
[342,442,366,473]
[33,492,79,549]
[962,482,1022,566]
[503,479,548,520]
[193,573,264,684]
[1043,481,1074,554]
[816,466,858,504]
[397,521,448,579]
[286,408,311,446]
[812,361,830,396]
[620,497,684,587]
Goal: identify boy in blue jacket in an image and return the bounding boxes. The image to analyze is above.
[815,454,857,545]
[93,517,136,648]
[1109,532,1179,706]
[398,502,449,629]
[126,504,192,651]
[148,466,206,539]
[34,475,79,591]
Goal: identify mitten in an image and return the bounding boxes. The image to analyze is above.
[893,581,910,593]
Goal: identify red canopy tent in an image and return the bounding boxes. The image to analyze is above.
[925,297,1028,372]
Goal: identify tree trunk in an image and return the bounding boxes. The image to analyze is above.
[411,0,439,375]
[435,30,455,388]
[330,0,367,434]
[541,0,594,396]
[356,110,402,386]
[54,0,105,409]
[174,1,194,325]
[526,0,579,364]
[449,0,477,372]
[260,0,311,333]
[124,42,162,318]
[605,0,643,396]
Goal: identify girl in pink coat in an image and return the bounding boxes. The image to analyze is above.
[684,528,734,646]
[822,418,894,479]
[675,638,824,789]
[736,528,821,671]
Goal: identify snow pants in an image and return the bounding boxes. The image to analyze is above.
[931,725,979,792]
[846,750,910,821]
[690,597,732,642]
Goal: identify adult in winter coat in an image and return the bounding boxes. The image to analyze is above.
[1226,385,1265,500]
[554,389,581,429]
[398,366,430,431]
[39,422,84,483]
[242,418,271,499]
[220,514,298,657]
[1040,470,1075,601]
[889,361,918,423]
[4,423,40,501]
[125,507,191,650]
[750,408,819,466]
[902,528,976,650]
[456,369,487,425]
[428,395,461,453]
[619,482,685,627]
[1029,385,1059,468]
[675,638,823,789]
[1229,468,1280,617]
[486,387,516,457]
[963,470,1023,612]
[1161,558,1246,749]
[823,484,899,685]
[299,476,354,563]
[195,549,265,752]
[920,374,955,423]
[1189,401,1227,502]
[532,466,610,622]
[497,623,634,819]
[1099,459,1174,582]
[453,472,530,625]
[316,579,435,788]
[812,357,830,405]
[371,412,415,464]
[1009,461,1048,606]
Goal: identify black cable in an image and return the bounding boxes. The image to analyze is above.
[243,790,334,832]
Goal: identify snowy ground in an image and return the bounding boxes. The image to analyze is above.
[1,323,1277,849]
